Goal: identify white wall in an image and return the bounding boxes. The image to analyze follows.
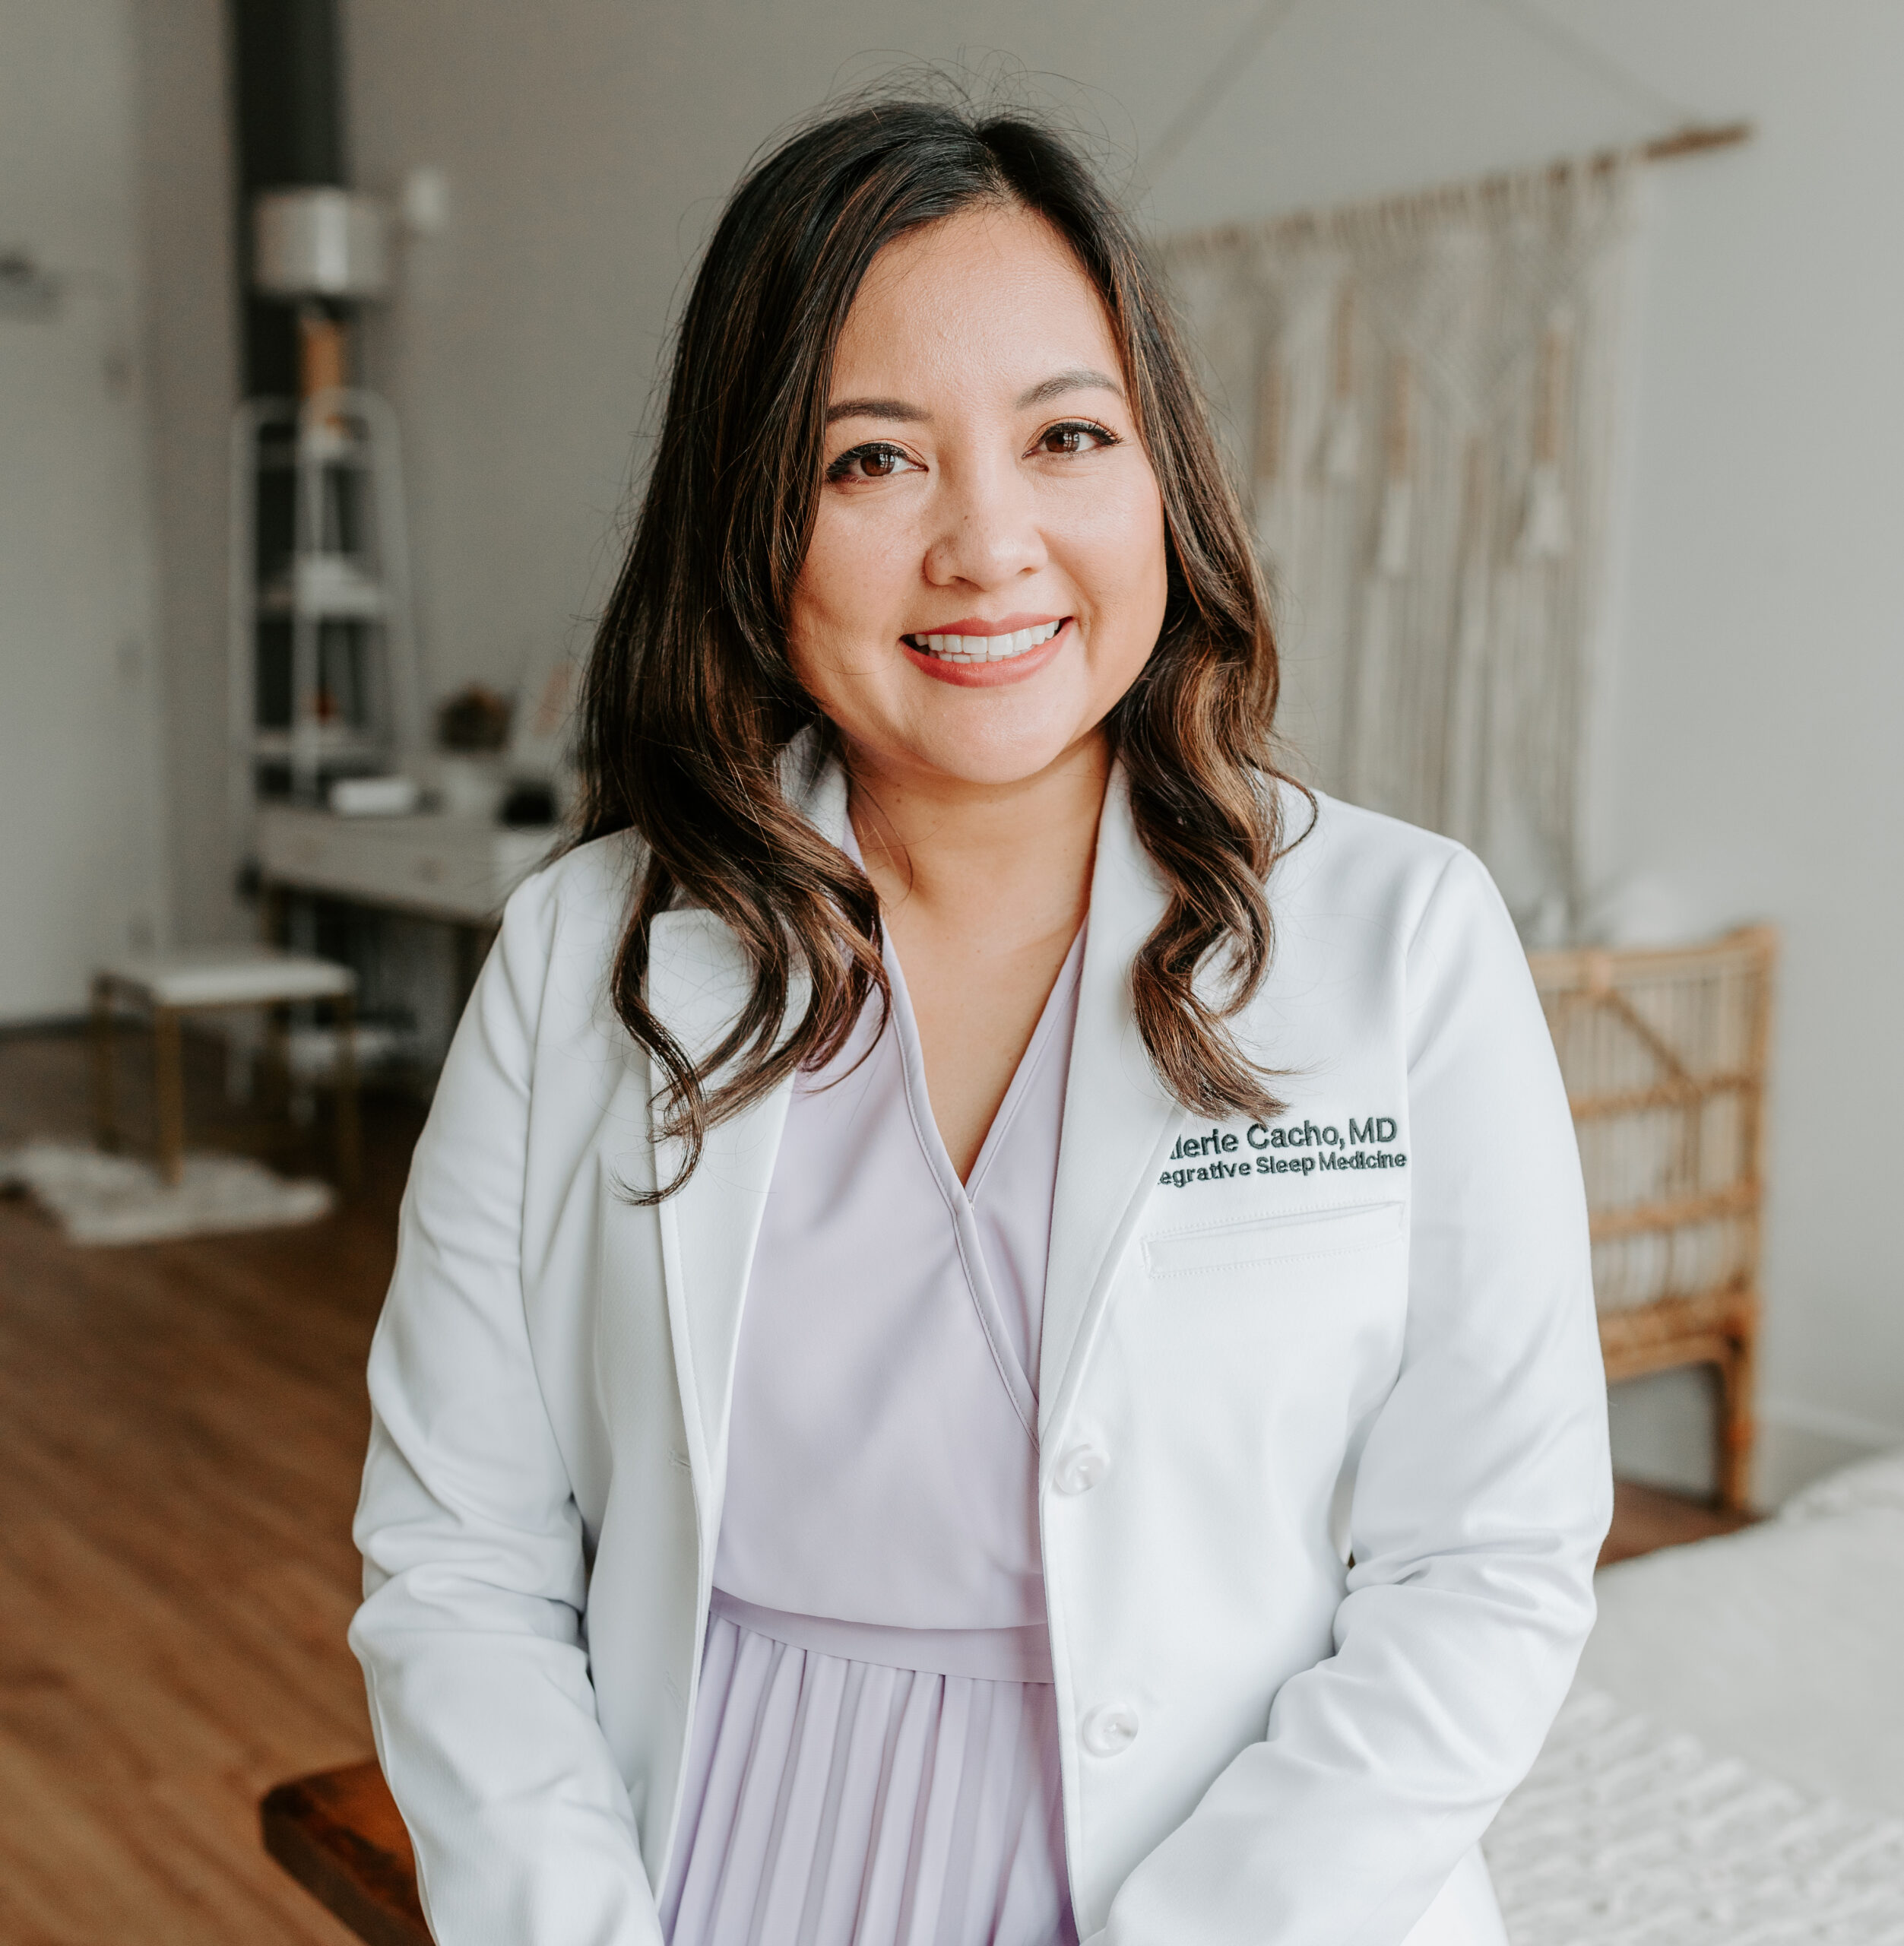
[1558,2,1904,1498]
[0,0,168,1020]
[131,0,242,951]
[341,0,1281,708]
[338,0,1903,1500]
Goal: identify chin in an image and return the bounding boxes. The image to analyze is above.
[892,709,1099,789]
[814,648,1140,792]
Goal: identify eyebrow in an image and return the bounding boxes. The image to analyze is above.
[825,398,927,426]
[822,367,1126,428]
[1015,367,1124,409]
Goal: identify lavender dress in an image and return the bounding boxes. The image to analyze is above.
[658,918,1086,1946]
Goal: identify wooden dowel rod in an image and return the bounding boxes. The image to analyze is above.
[1164,121,1756,260]
[1586,119,1754,178]
[1641,119,1754,163]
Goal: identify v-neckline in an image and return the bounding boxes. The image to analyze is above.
[841,814,1083,1200]
[880,925,1084,1440]
[881,924,1086,1206]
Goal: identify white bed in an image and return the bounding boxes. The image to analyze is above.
[1484,1449,1904,1944]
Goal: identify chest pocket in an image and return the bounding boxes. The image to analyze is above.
[1142,1200,1405,1279]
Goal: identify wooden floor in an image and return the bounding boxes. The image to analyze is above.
[1598,1475,1757,1567]
[0,1024,1754,1945]
[0,1027,424,1946]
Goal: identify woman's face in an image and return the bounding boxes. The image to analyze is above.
[787,203,1170,791]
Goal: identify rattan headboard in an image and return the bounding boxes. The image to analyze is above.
[1529,926,1776,1316]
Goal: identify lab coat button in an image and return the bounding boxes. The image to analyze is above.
[1053,1445,1108,1494]
[1081,1703,1139,1757]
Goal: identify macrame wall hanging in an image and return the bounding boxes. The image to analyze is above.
[1161,157,1639,944]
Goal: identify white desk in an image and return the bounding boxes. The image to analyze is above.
[255,805,555,927]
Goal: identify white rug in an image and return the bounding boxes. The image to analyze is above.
[0,1140,334,1244]
[1485,1685,1904,1944]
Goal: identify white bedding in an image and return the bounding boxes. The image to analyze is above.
[1484,1448,1904,1941]
[1485,1685,1904,1944]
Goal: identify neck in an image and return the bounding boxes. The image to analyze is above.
[845,731,1111,943]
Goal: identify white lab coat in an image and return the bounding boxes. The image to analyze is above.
[350,744,1610,1946]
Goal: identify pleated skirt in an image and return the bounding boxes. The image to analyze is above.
[660,1593,1078,1946]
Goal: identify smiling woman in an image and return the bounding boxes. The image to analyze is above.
[574,106,1292,1196]
[348,98,1611,1946]
[788,199,1177,1174]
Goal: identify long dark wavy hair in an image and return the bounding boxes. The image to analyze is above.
[575,97,1304,1196]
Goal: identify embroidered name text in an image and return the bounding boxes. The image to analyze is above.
[1160,1115,1407,1190]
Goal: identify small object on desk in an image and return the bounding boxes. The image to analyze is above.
[436,682,512,751]
[426,750,507,819]
[330,774,422,817]
[500,775,559,828]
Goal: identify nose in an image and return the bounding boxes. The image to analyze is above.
[922,453,1047,590]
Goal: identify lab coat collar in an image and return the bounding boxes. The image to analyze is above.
[1038,764,1180,1439]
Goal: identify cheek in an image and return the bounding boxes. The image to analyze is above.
[789,523,857,648]
[1066,472,1169,648]
[787,521,895,700]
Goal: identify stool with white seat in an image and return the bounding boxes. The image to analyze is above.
[90,945,359,1190]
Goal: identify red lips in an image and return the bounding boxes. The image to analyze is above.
[900,617,1072,688]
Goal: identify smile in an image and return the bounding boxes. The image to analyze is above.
[901,620,1065,665]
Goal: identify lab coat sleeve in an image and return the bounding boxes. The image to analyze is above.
[1102,845,1611,1945]
[348,867,665,1946]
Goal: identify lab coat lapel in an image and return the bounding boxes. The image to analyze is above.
[646,910,794,1534]
[647,741,846,1532]
[1039,765,1184,1439]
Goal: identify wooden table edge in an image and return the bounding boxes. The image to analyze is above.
[260,1761,432,1946]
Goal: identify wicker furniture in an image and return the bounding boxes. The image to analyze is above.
[1528,927,1777,1511]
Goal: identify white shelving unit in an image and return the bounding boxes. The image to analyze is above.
[227,385,423,861]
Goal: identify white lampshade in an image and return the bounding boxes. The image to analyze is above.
[254,187,389,300]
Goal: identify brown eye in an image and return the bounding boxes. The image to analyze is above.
[826,441,920,483]
[1035,420,1116,458]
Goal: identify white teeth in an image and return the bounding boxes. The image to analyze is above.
[907,620,1063,664]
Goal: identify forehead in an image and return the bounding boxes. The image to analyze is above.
[831,203,1123,400]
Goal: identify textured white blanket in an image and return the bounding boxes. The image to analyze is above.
[1579,1495,1904,1820]
[1485,1685,1904,1944]
[1487,1454,1904,1943]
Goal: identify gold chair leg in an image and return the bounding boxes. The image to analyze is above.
[333,991,361,1193]
[154,1006,187,1187]
[90,976,119,1152]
